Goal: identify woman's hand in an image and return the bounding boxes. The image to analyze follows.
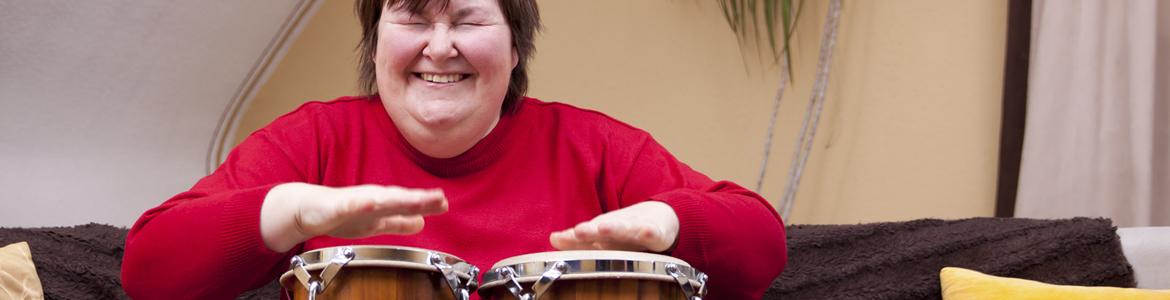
[260,182,448,252]
[549,201,680,252]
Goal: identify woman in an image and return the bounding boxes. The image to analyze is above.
[121,0,787,299]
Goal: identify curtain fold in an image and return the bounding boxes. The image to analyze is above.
[1016,0,1169,227]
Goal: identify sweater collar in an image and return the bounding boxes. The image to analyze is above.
[371,95,520,177]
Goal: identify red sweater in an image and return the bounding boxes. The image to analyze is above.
[122,96,787,299]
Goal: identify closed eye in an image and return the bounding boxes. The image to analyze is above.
[403,15,428,26]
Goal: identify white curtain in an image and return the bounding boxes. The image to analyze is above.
[1016,0,1169,227]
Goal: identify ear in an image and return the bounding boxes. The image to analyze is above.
[511,47,519,69]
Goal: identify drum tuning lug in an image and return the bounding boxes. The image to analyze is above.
[288,246,355,300]
[288,256,311,300]
[291,256,311,286]
[498,266,533,300]
[319,247,356,290]
[431,252,476,300]
[532,261,567,299]
[667,263,705,300]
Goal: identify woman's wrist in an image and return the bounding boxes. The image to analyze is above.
[260,182,317,252]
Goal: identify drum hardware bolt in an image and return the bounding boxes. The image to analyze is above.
[498,266,533,300]
[666,263,706,300]
[465,264,481,292]
[306,281,322,300]
[532,261,567,299]
[337,247,356,261]
[696,272,709,298]
[431,252,476,300]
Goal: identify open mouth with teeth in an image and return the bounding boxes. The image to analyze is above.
[415,73,470,84]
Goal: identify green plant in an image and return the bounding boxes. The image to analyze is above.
[716,0,804,77]
[714,0,844,221]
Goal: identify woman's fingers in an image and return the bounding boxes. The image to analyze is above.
[596,221,663,250]
[298,185,448,239]
[549,228,592,250]
[548,201,679,252]
[549,220,660,251]
[373,215,426,235]
[342,187,447,217]
[330,213,428,239]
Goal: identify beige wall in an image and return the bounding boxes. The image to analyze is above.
[232,0,361,148]
[235,0,1006,224]
[782,0,1005,223]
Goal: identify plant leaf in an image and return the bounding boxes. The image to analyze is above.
[780,0,794,79]
[716,0,802,82]
[764,0,777,61]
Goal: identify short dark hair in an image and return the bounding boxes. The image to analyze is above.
[355,0,541,113]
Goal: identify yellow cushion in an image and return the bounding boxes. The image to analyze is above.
[940,267,1170,300]
[0,242,44,300]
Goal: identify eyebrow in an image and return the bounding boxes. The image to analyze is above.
[450,6,486,20]
[390,4,490,22]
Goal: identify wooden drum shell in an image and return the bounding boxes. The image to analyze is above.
[284,267,454,300]
[480,278,686,300]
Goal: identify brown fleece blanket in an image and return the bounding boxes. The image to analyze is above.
[0,224,129,299]
[0,223,279,300]
[765,217,1135,300]
[1,218,1133,300]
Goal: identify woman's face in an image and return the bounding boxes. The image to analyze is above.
[375,0,516,155]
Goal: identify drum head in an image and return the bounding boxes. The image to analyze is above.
[480,250,703,290]
[491,250,689,270]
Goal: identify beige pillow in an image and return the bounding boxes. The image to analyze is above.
[0,242,44,300]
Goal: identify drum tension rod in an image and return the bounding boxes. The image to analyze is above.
[291,247,356,300]
[666,263,709,300]
[498,261,568,300]
[429,252,479,300]
[533,261,568,299]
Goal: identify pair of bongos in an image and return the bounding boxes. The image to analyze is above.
[280,245,709,300]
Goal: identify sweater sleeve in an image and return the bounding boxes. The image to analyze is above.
[122,110,321,299]
[611,133,787,300]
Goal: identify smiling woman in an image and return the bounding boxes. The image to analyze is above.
[121,0,787,299]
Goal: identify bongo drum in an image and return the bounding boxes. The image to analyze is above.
[280,245,479,300]
[479,251,708,300]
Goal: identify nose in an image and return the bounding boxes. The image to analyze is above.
[422,24,459,63]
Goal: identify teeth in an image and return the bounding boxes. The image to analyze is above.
[420,73,464,83]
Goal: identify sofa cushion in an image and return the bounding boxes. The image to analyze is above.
[940,267,1170,299]
[0,242,44,299]
[1118,227,1170,289]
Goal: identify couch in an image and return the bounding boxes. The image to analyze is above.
[1,218,1164,299]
